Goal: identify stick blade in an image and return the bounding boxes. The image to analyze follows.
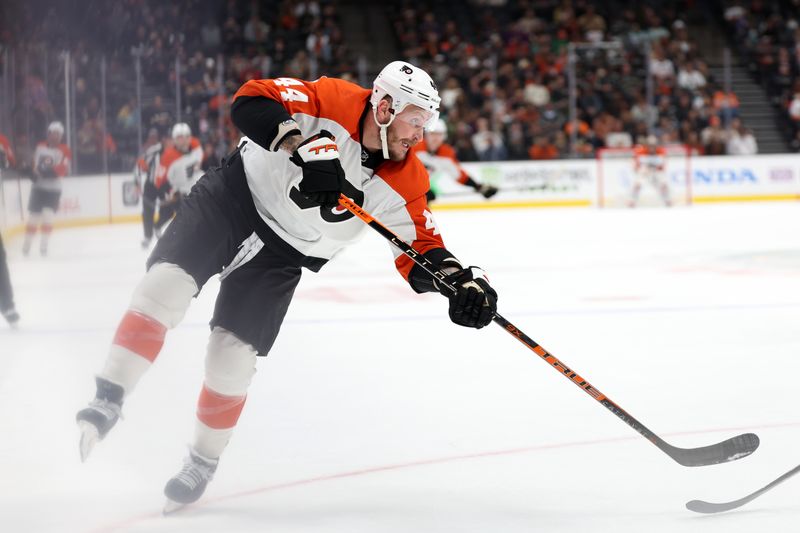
[686,462,800,514]
[669,432,759,467]
[685,499,744,514]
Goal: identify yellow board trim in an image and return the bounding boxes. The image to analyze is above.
[692,194,800,203]
[432,199,592,210]
[1,214,142,241]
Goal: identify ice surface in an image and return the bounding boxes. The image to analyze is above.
[1,202,799,532]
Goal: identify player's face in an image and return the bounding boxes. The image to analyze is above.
[47,131,62,145]
[425,132,445,151]
[386,105,430,161]
[174,135,190,152]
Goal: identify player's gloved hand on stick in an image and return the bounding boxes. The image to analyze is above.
[476,183,499,199]
[290,130,346,208]
[436,264,498,329]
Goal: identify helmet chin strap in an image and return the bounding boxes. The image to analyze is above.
[373,108,396,159]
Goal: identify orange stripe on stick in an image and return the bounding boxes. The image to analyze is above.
[112,310,167,362]
[197,385,247,429]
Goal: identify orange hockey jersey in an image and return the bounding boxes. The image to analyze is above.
[33,141,71,191]
[410,140,471,185]
[0,134,15,168]
[634,145,667,172]
[154,137,203,193]
[232,76,446,279]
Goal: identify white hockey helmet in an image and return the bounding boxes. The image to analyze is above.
[171,122,191,139]
[47,121,65,136]
[371,61,441,158]
[645,134,658,146]
[425,118,448,137]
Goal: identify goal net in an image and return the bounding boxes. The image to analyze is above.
[595,144,692,208]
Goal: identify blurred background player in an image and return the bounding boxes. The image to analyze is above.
[135,128,167,249]
[0,133,20,327]
[629,135,671,208]
[412,119,498,202]
[22,121,71,256]
[0,233,20,328]
[0,132,16,170]
[150,123,203,237]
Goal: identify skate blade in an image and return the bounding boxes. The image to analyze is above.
[77,421,99,462]
[163,499,187,515]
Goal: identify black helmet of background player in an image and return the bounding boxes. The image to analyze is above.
[370,61,441,160]
[172,123,192,152]
[424,118,448,152]
[47,121,64,145]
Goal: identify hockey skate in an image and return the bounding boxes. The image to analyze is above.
[76,377,124,461]
[163,448,218,514]
[2,308,19,328]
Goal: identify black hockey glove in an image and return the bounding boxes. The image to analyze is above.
[290,130,346,208]
[437,265,498,329]
[476,183,499,199]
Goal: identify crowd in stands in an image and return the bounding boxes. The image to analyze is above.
[0,0,354,174]
[392,0,757,161]
[721,0,800,151]
[0,0,766,174]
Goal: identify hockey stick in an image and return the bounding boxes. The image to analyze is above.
[338,194,759,467]
[686,463,800,513]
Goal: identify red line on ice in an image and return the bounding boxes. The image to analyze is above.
[87,420,800,533]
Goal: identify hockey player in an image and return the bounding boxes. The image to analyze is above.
[149,123,203,238]
[0,133,19,326]
[0,132,16,170]
[629,135,671,207]
[76,61,498,512]
[135,128,166,249]
[412,119,498,201]
[0,233,19,327]
[22,121,71,256]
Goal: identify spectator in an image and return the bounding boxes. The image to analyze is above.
[524,74,549,107]
[726,119,758,154]
[577,5,606,42]
[677,62,707,91]
[712,89,740,118]
[440,77,464,111]
[506,123,529,160]
[650,47,676,82]
[528,136,559,160]
[145,95,173,135]
[76,119,104,173]
[701,115,729,155]
[788,92,800,122]
[471,118,507,161]
[243,12,269,44]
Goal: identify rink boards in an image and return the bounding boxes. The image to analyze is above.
[1,153,799,239]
